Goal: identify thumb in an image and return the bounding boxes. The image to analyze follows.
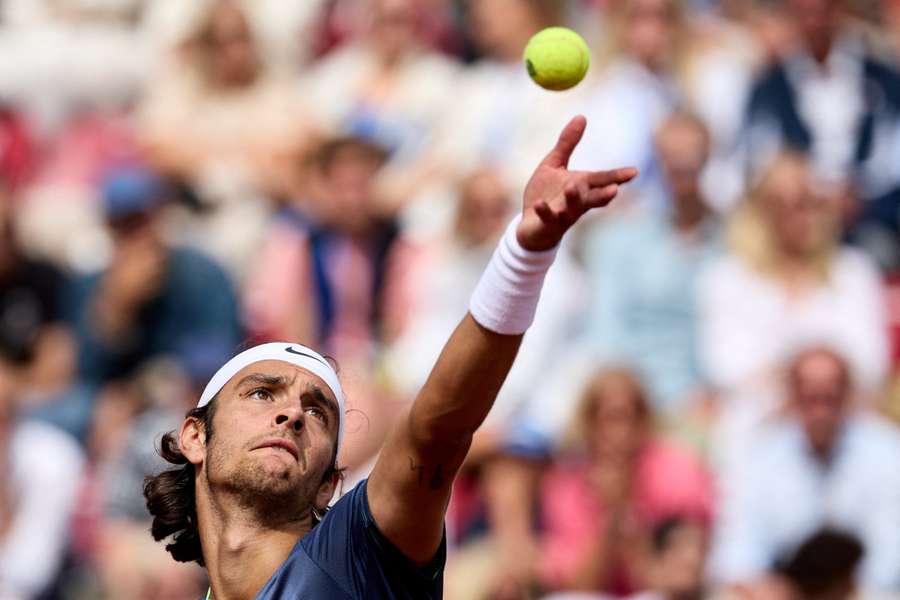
[541,115,587,169]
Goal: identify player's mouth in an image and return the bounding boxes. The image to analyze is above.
[253,438,299,461]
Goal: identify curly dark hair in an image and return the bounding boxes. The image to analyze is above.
[143,397,343,565]
[143,400,218,565]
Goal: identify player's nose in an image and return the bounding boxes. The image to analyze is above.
[273,405,304,432]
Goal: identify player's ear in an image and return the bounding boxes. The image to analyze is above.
[179,416,207,466]
[315,470,339,510]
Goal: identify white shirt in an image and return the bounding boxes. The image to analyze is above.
[697,249,889,395]
[710,415,900,592]
[0,420,84,598]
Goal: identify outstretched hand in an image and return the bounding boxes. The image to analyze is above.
[517,116,638,251]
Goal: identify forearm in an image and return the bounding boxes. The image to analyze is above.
[407,215,557,455]
[408,315,522,453]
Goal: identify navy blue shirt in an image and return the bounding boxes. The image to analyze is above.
[252,479,445,599]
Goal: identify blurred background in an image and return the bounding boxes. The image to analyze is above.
[2,0,900,598]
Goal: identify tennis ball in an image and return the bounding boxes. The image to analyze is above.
[524,27,590,91]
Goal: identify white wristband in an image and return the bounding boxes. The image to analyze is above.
[469,215,558,335]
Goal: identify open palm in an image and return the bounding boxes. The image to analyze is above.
[517,116,638,251]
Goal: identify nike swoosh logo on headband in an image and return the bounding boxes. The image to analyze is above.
[285,346,330,367]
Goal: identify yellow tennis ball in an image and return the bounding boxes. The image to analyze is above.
[524,27,590,91]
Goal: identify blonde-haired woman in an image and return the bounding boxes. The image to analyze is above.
[698,154,888,398]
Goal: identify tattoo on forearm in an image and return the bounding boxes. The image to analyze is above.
[408,456,425,486]
[408,457,445,490]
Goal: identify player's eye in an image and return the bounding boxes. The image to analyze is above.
[305,406,328,424]
[249,388,273,402]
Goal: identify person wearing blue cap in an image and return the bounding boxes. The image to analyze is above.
[143,117,637,599]
[68,165,243,385]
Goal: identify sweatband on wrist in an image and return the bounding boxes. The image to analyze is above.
[469,215,558,335]
[197,342,345,450]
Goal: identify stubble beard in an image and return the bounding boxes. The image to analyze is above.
[204,437,321,526]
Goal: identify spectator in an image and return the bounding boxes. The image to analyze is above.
[0,184,70,381]
[0,356,85,599]
[697,153,888,423]
[710,347,900,594]
[244,136,409,357]
[0,181,95,443]
[744,0,900,198]
[68,165,243,385]
[138,0,314,279]
[584,112,720,417]
[303,0,460,227]
[536,368,714,596]
[452,368,713,600]
[139,0,313,191]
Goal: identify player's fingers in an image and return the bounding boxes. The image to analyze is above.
[585,167,638,188]
[540,115,587,170]
[564,179,590,219]
[583,184,619,209]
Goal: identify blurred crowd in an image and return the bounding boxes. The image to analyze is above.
[2,0,900,598]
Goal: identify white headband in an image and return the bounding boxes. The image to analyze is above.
[197,342,345,450]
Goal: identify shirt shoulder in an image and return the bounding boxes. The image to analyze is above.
[263,479,445,599]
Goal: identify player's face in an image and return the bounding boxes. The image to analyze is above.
[202,360,340,515]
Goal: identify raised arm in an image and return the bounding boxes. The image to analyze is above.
[367,116,637,563]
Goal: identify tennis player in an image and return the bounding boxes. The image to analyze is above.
[144,115,637,599]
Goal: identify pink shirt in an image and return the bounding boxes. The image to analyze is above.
[244,215,414,361]
[539,440,714,594]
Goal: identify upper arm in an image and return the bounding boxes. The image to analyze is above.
[365,411,468,565]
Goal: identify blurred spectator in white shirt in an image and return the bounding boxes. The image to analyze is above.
[709,347,900,595]
[584,112,720,419]
[697,154,888,471]
[138,0,316,280]
[0,358,85,599]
